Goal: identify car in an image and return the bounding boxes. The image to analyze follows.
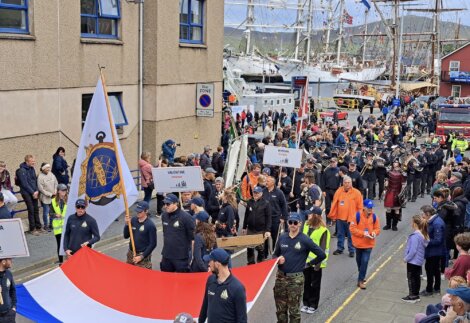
[319,110,349,121]
[411,95,438,108]
[430,96,449,110]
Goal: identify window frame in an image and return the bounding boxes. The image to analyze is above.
[80,0,121,39]
[179,0,204,44]
[451,85,461,98]
[449,61,460,72]
[82,92,128,129]
[0,0,29,34]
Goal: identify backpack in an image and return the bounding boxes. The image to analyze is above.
[14,167,22,187]
[356,211,376,225]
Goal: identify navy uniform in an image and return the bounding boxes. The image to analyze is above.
[320,158,340,224]
[123,201,157,269]
[262,185,289,251]
[273,214,326,323]
[422,145,434,195]
[0,259,16,323]
[347,163,364,193]
[161,194,195,272]
[63,199,100,255]
[362,152,377,200]
[199,249,247,323]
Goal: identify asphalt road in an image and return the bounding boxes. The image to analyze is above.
[15,108,423,322]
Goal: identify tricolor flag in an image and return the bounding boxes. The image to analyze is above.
[17,248,278,322]
[60,75,138,253]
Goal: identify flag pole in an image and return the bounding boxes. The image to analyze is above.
[99,67,136,257]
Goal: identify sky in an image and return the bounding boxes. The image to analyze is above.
[224,0,470,31]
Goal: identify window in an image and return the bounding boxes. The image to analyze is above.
[81,0,120,39]
[0,0,28,34]
[276,100,280,105]
[288,98,292,103]
[179,0,204,44]
[283,99,286,104]
[82,92,128,129]
[451,85,461,98]
[449,61,460,72]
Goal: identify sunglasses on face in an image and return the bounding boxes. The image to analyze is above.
[288,220,299,226]
[76,205,86,209]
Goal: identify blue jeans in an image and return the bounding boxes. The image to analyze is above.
[355,248,372,282]
[337,219,355,253]
[41,202,50,228]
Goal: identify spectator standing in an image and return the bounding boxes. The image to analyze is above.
[17,155,42,235]
[0,193,12,219]
[199,146,212,171]
[0,161,17,212]
[51,147,69,185]
[445,233,470,280]
[211,146,225,177]
[51,184,68,264]
[161,139,177,164]
[0,258,16,323]
[37,163,58,232]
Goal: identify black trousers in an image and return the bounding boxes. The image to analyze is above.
[160,257,189,272]
[303,267,322,308]
[0,309,16,323]
[265,217,281,257]
[421,173,429,195]
[407,263,421,297]
[412,177,421,200]
[425,256,441,293]
[377,174,386,198]
[366,179,375,200]
[21,192,40,231]
[247,230,265,264]
[55,234,63,263]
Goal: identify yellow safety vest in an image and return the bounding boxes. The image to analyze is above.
[302,224,330,268]
[373,134,379,142]
[51,199,67,236]
[452,139,469,152]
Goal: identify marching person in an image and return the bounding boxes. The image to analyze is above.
[199,248,247,323]
[361,152,377,200]
[349,199,381,290]
[320,157,341,226]
[301,206,330,314]
[383,159,406,231]
[63,199,100,257]
[328,176,363,258]
[0,258,16,323]
[242,186,271,265]
[263,176,289,254]
[161,193,195,272]
[241,163,261,201]
[123,201,157,269]
[191,211,217,272]
[51,184,68,264]
[273,213,326,323]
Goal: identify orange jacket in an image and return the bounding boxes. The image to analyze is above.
[241,172,259,200]
[328,187,363,222]
[350,210,381,249]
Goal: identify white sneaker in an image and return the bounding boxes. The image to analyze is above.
[306,307,317,314]
[300,306,309,313]
[441,274,445,281]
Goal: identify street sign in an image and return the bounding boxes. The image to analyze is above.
[392,98,401,107]
[152,166,204,192]
[0,218,30,258]
[196,83,214,117]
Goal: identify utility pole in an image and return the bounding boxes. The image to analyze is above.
[336,0,344,66]
[294,0,303,60]
[245,0,255,55]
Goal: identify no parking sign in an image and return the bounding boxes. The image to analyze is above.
[196,83,214,117]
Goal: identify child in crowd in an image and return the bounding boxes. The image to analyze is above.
[445,233,470,280]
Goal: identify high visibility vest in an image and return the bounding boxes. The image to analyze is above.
[51,199,67,236]
[373,133,379,142]
[302,224,330,268]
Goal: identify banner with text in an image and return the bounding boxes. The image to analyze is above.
[0,218,29,258]
[263,146,303,168]
[152,166,204,192]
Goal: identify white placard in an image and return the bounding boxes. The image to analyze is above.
[263,145,303,168]
[0,218,29,258]
[152,166,204,192]
[196,83,214,118]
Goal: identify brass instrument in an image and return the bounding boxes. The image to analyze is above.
[360,158,374,176]
[338,149,350,164]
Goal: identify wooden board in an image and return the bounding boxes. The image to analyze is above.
[217,234,265,249]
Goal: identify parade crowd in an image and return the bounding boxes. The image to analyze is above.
[1,97,470,323]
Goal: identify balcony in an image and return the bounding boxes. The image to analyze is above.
[441,70,470,83]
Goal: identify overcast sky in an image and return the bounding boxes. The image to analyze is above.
[224,0,470,30]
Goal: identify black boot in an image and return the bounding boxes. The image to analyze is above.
[383,212,392,230]
[392,218,398,231]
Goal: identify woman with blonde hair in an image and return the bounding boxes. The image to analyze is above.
[430,172,448,197]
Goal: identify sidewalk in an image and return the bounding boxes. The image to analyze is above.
[12,197,159,276]
[331,244,443,323]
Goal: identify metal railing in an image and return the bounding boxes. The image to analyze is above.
[11,169,141,218]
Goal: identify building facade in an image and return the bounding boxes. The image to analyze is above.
[0,0,223,175]
[440,42,470,98]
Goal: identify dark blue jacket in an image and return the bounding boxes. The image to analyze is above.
[17,162,38,195]
[161,208,195,259]
[123,217,157,258]
[199,274,247,323]
[63,213,101,253]
[191,233,213,273]
[161,140,176,164]
[216,203,235,237]
[425,215,446,258]
[0,270,16,314]
[52,154,69,185]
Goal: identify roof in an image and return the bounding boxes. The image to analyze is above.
[441,42,470,61]
[395,82,436,92]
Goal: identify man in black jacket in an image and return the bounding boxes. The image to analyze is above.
[17,155,42,235]
[0,258,16,323]
[242,186,272,264]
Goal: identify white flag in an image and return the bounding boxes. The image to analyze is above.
[61,78,138,251]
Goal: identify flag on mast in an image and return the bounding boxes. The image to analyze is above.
[61,77,138,251]
[360,0,371,10]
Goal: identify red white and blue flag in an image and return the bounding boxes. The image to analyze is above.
[17,248,278,322]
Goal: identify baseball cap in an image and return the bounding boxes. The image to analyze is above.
[262,167,271,175]
[174,312,194,323]
[57,183,68,191]
[190,197,205,207]
[288,213,302,222]
[205,167,217,174]
[364,199,374,209]
[447,286,470,304]
[339,166,348,173]
[75,199,87,207]
[135,201,149,213]
[451,172,462,181]
[253,186,263,193]
[163,193,179,204]
[309,206,323,216]
[195,211,210,223]
[215,177,224,183]
[203,248,230,265]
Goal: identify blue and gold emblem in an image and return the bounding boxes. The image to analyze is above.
[79,132,121,206]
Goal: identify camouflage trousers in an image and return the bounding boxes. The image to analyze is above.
[273,271,305,323]
[126,249,152,269]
